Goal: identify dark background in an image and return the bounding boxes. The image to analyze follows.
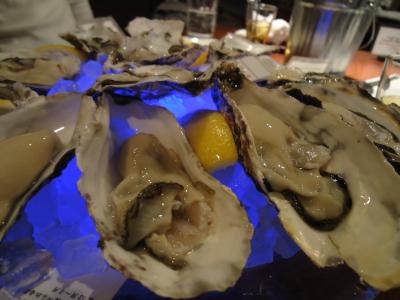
[88,0,295,30]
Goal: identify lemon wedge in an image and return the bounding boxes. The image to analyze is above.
[191,50,209,67]
[185,110,238,172]
[0,99,16,115]
[34,44,87,61]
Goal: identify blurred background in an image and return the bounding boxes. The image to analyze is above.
[88,0,400,53]
[89,0,293,29]
[89,0,399,33]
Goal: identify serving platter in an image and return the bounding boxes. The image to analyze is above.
[1,18,399,300]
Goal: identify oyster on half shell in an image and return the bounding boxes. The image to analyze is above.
[213,63,400,291]
[0,81,42,115]
[76,95,252,298]
[0,51,80,88]
[0,93,90,241]
[90,64,218,99]
[277,78,400,171]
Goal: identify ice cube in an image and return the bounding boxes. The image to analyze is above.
[79,215,98,237]
[34,223,81,260]
[246,227,276,268]
[25,181,59,232]
[57,235,107,279]
[272,219,299,259]
[3,212,33,242]
[245,205,280,268]
[80,60,103,78]
[54,159,88,226]
[48,79,77,95]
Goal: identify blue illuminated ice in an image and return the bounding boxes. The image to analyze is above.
[58,235,107,279]
[24,158,104,279]
[48,60,103,95]
[213,163,299,267]
[144,88,217,123]
[3,213,33,243]
[4,67,301,292]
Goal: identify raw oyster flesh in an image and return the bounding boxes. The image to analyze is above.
[213,63,400,291]
[276,78,400,171]
[0,93,91,241]
[76,95,252,298]
[0,81,41,115]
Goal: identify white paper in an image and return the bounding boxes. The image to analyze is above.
[236,55,279,81]
[372,26,400,57]
[1,268,126,300]
[286,56,328,73]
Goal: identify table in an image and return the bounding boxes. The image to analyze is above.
[214,26,385,82]
[270,51,384,81]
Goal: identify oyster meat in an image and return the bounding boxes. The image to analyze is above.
[0,93,90,241]
[0,81,41,115]
[276,77,400,172]
[214,63,400,291]
[76,96,252,298]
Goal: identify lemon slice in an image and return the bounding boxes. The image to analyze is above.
[34,44,87,61]
[185,110,238,172]
[0,99,16,115]
[191,50,209,67]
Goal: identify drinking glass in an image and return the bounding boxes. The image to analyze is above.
[186,0,218,38]
[246,1,277,44]
[285,0,375,73]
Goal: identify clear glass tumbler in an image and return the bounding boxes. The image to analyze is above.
[285,0,375,73]
[246,1,277,44]
[186,0,219,38]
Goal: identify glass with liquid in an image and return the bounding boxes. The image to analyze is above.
[285,0,375,73]
[246,1,277,44]
[186,0,218,38]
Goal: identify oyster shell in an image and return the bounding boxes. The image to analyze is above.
[0,93,90,241]
[90,64,217,98]
[104,44,209,73]
[0,82,41,114]
[213,63,400,291]
[0,52,80,87]
[125,17,184,57]
[63,17,187,70]
[61,21,125,59]
[275,77,400,172]
[76,95,252,298]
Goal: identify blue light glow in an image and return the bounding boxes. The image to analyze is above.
[143,88,217,123]
[48,60,103,95]
[3,60,301,289]
[213,163,299,267]
[22,158,103,278]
